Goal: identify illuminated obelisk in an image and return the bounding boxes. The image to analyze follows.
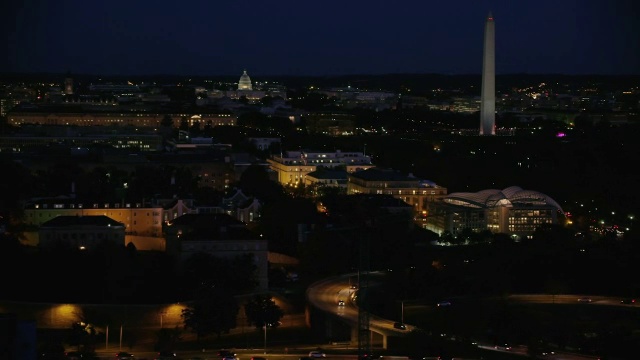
[479,12,495,135]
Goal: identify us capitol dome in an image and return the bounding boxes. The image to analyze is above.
[238,70,253,91]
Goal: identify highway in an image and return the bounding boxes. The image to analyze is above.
[306,273,627,360]
[306,272,415,336]
[30,274,634,359]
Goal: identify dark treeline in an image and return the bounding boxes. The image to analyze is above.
[0,239,258,304]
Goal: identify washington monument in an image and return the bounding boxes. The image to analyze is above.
[480,12,495,135]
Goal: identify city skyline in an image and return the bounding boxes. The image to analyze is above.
[2,0,639,77]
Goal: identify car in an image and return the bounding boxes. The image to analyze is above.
[218,350,236,358]
[494,344,512,351]
[621,298,636,304]
[116,352,135,360]
[437,300,452,307]
[393,322,407,330]
[309,351,326,358]
[222,357,237,360]
[358,353,378,360]
[577,297,592,303]
[338,299,345,306]
[250,357,266,360]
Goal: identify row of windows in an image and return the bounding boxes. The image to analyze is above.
[508,218,551,224]
[511,210,551,216]
[34,203,147,209]
[44,232,122,240]
[508,224,545,231]
[114,144,153,149]
[375,189,440,195]
[31,213,161,225]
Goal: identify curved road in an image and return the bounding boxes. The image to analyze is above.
[307,273,630,360]
[306,272,414,337]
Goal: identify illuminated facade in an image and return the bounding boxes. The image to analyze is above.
[480,12,496,135]
[304,112,356,135]
[24,201,165,238]
[238,70,253,90]
[23,189,260,246]
[0,134,162,153]
[347,167,447,215]
[424,186,563,240]
[64,76,74,95]
[7,108,236,128]
[304,169,348,189]
[267,149,374,186]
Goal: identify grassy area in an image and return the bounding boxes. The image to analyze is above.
[174,325,321,352]
[398,298,640,359]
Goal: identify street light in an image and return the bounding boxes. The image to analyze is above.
[263,323,267,354]
[160,312,165,328]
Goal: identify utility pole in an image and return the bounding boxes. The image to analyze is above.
[357,222,371,359]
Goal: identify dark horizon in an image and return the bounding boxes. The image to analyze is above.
[3,1,639,77]
[4,71,640,80]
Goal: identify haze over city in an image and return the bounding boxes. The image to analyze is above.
[3,0,640,76]
[1,1,640,359]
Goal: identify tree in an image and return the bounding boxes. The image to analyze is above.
[154,327,182,352]
[181,285,240,341]
[179,117,189,131]
[238,164,285,202]
[160,115,176,150]
[67,321,97,352]
[161,114,174,128]
[178,252,258,298]
[244,294,284,330]
[260,95,274,107]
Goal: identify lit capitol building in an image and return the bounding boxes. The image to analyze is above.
[206,69,287,103]
[238,70,253,90]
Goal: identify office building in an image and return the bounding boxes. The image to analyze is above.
[38,215,126,250]
[347,167,447,216]
[267,149,374,187]
[7,104,236,128]
[163,213,268,290]
[424,186,563,240]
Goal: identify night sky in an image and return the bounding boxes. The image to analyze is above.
[2,0,639,77]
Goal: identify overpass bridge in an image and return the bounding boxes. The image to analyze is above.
[306,272,414,350]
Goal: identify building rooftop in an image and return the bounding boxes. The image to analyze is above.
[307,169,348,180]
[40,215,124,228]
[167,213,260,240]
[444,186,563,212]
[349,167,419,182]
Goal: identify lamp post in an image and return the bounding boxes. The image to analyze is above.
[160,311,166,328]
[263,324,267,354]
